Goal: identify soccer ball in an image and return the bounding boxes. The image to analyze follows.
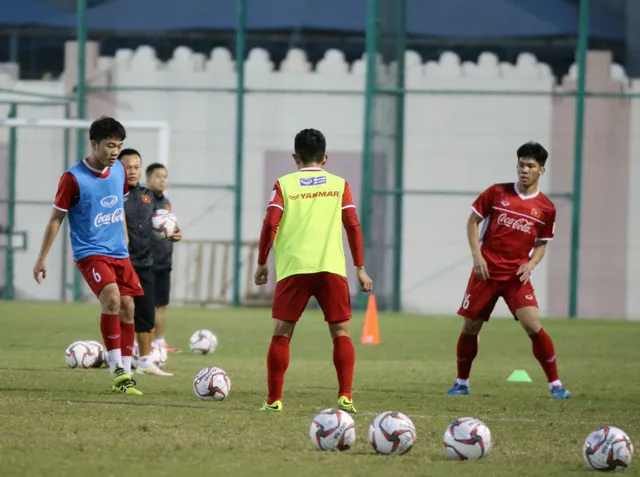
[85,340,105,368]
[309,409,356,451]
[443,417,492,461]
[193,367,231,401]
[189,329,217,355]
[368,411,417,455]
[151,209,178,240]
[150,342,168,368]
[583,426,634,471]
[64,341,100,369]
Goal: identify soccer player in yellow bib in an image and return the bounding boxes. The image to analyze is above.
[254,129,373,413]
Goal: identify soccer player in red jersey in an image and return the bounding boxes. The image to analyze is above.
[446,141,571,399]
[32,116,143,395]
[254,129,373,413]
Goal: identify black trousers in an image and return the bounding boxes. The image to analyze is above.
[133,266,155,333]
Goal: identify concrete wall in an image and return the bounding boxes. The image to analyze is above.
[0,44,636,319]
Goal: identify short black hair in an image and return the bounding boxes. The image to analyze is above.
[517,141,548,167]
[89,116,126,143]
[146,162,167,177]
[118,148,141,160]
[294,129,326,165]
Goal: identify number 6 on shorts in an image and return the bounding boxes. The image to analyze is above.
[462,293,471,310]
[92,267,102,283]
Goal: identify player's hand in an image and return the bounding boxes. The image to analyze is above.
[169,227,182,243]
[473,254,490,281]
[357,267,373,292]
[517,262,535,283]
[33,258,47,284]
[254,264,268,286]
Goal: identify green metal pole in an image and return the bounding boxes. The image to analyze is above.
[391,0,406,312]
[73,0,87,302]
[232,0,246,307]
[60,103,72,301]
[568,0,590,319]
[4,103,18,300]
[359,0,378,310]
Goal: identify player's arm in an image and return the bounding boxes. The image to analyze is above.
[342,182,373,292]
[166,199,183,242]
[33,174,74,283]
[468,186,494,280]
[518,208,556,283]
[254,182,284,285]
[122,211,129,246]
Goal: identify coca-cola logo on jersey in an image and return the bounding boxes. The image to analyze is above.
[94,208,124,228]
[497,213,533,234]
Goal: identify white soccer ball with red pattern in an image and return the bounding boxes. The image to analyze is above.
[309,409,356,451]
[583,426,634,471]
[189,329,217,355]
[368,411,417,455]
[151,209,178,240]
[193,366,231,401]
[443,417,492,460]
[85,340,105,368]
[64,341,100,369]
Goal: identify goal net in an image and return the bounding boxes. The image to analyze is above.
[0,116,170,302]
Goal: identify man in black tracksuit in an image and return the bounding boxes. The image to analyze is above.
[145,162,181,353]
[120,149,176,376]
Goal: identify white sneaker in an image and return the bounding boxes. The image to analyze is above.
[136,365,173,377]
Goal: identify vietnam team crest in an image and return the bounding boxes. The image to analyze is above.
[531,208,541,218]
[141,195,151,203]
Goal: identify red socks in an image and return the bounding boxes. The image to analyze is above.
[333,336,355,400]
[266,335,356,403]
[267,336,290,404]
[120,322,135,357]
[100,313,121,351]
[456,332,478,380]
[529,328,560,382]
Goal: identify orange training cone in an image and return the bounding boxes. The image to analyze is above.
[361,294,380,345]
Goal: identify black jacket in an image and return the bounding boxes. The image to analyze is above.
[151,192,174,271]
[124,184,155,269]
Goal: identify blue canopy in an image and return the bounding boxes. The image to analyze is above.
[3,0,625,40]
[0,0,69,26]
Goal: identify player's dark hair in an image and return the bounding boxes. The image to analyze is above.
[294,129,326,165]
[517,141,548,167]
[89,116,126,143]
[118,148,142,160]
[146,162,167,178]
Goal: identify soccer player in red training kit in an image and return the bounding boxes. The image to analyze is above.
[33,116,143,395]
[254,128,373,413]
[446,141,571,399]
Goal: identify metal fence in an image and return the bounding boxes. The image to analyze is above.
[1,0,626,319]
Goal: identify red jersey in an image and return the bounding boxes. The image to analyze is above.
[471,182,556,280]
[53,159,128,212]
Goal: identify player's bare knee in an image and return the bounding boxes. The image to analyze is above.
[272,318,295,339]
[329,321,350,340]
[119,296,135,324]
[514,306,542,335]
[98,284,121,314]
[462,318,483,336]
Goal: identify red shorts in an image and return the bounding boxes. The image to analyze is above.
[75,255,143,297]
[272,272,351,322]
[457,271,538,321]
